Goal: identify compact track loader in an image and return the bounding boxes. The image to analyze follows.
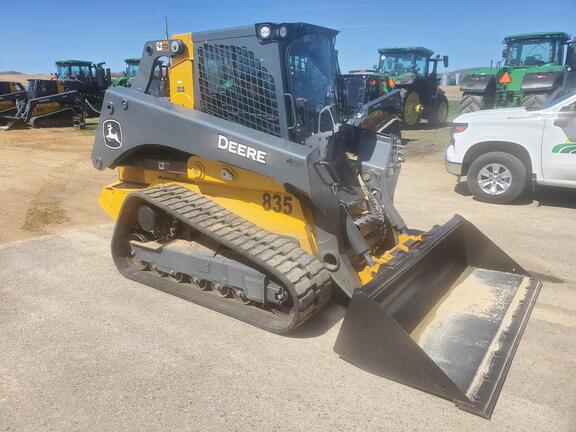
[92,23,541,418]
[1,79,85,130]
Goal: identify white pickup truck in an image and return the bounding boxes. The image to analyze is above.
[445,91,576,203]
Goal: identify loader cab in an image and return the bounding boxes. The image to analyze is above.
[191,23,342,144]
[55,60,111,92]
[502,32,570,67]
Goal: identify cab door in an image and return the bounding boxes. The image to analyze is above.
[541,98,576,182]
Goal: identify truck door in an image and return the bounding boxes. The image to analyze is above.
[541,98,576,182]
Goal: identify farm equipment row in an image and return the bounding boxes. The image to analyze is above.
[0,60,111,130]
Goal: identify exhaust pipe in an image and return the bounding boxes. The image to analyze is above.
[334,215,541,418]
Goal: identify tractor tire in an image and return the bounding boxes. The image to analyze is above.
[521,93,549,110]
[466,151,527,204]
[431,94,449,125]
[459,93,486,114]
[401,90,422,126]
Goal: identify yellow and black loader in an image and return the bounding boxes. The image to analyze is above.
[91,23,541,418]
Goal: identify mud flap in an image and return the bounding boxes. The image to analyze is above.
[334,215,541,418]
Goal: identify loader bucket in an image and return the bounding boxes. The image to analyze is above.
[334,215,541,418]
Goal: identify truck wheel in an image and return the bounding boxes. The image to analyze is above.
[467,152,527,204]
[459,93,484,114]
[431,95,449,125]
[521,93,549,109]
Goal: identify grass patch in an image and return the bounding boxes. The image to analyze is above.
[77,118,98,136]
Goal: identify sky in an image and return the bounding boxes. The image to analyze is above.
[1,0,574,74]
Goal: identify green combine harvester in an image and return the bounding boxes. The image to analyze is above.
[377,47,450,126]
[460,32,575,113]
[112,58,141,87]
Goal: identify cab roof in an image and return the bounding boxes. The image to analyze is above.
[125,58,141,64]
[345,69,387,77]
[55,60,94,66]
[378,46,434,56]
[192,22,338,42]
[504,32,571,43]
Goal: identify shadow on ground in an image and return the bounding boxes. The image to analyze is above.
[454,182,576,209]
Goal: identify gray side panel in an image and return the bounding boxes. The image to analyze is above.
[91,87,315,195]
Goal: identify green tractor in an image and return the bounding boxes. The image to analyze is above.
[112,58,141,87]
[55,60,111,115]
[460,32,575,114]
[377,47,450,126]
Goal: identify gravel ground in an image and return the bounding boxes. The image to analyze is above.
[1,142,575,431]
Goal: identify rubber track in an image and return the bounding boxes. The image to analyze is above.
[131,183,333,331]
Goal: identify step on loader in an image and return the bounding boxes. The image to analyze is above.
[91,23,541,419]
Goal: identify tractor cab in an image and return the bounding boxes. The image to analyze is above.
[112,59,141,88]
[502,32,571,68]
[55,60,111,115]
[124,58,141,78]
[376,47,450,126]
[55,60,111,93]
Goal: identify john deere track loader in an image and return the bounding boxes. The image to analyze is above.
[1,79,85,130]
[92,23,541,418]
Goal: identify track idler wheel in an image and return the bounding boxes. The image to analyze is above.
[168,271,187,283]
[232,288,253,305]
[213,284,232,298]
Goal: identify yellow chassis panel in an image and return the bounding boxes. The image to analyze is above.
[100,156,422,286]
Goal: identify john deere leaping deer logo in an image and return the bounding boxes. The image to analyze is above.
[103,119,123,149]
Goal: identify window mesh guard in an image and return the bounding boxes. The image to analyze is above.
[197,44,281,137]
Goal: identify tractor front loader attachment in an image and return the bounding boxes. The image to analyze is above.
[334,216,541,418]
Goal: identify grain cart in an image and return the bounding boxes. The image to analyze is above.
[92,23,540,418]
[460,32,575,113]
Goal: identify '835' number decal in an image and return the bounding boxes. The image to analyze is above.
[262,193,293,214]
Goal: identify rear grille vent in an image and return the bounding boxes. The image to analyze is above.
[197,44,281,137]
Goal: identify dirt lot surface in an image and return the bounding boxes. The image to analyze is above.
[1,124,575,431]
[0,73,52,86]
[0,125,116,243]
[441,85,462,100]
